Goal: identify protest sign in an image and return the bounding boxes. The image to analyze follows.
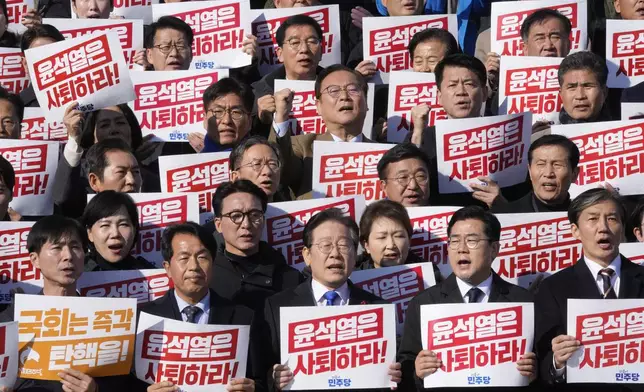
[6,0,33,25]
[386,71,447,143]
[44,18,144,70]
[311,141,394,201]
[435,112,531,194]
[606,20,644,88]
[136,312,249,391]
[491,0,587,56]
[0,47,29,95]
[620,243,644,265]
[363,14,457,84]
[159,152,230,224]
[0,322,18,388]
[24,31,135,124]
[129,69,229,142]
[280,305,396,390]
[567,299,644,383]
[262,196,365,271]
[1,139,58,215]
[551,119,644,197]
[70,0,159,22]
[249,5,341,76]
[422,303,534,387]
[153,0,252,70]
[498,56,563,125]
[0,222,43,304]
[493,212,581,288]
[88,193,200,266]
[622,103,644,121]
[78,269,173,305]
[407,206,459,279]
[21,108,67,142]
[351,263,436,334]
[15,294,137,380]
[273,79,374,138]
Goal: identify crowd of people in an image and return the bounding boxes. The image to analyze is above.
[0,0,643,391]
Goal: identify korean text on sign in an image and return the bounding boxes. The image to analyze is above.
[0,321,18,388]
[407,207,459,279]
[0,222,42,304]
[78,269,173,305]
[0,48,29,95]
[606,20,644,88]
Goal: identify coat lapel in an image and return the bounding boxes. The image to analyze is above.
[208,290,235,325]
[619,256,644,299]
[488,272,511,302]
[440,274,466,303]
[291,280,317,306]
[572,258,603,299]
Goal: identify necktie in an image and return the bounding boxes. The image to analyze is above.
[323,291,339,306]
[465,287,484,303]
[182,305,202,323]
[599,268,617,299]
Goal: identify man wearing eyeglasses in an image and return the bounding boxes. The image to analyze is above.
[0,87,23,140]
[398,206,536,391]
[210,180,303,313]
[265,208,402,391]
[377,143,432,207]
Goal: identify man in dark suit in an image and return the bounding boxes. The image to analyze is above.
[140,222,259,392]
[535,188,644,390]
[398,206,536,391]
[265,208,402,391]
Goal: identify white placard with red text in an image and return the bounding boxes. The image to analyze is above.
[0,47,29,95]
[551,119,644,197]
[20,107,67,142]
[43,18,144,70]
[620,243,644,265]
[421,303,534,387]
[435,112,531,193]
[0,139,59,215]
[362,14,457,84]
[78,269,173,305]
[490,0,587,56]
[129,69,229,142]
[311,141,394,202]
[622,103,644,121]
[153,0,252,70]
[0,222,42,304]
[387,71,447,143]
[88,193,200,266]
[351,263,436,334]
[135,312,249,391]
[0,321,18,388]
[262,196,366,271]
[407,206,460,279]
[498,56,563,125]
[493,212,581,289]
[280,305,396,390]
[249,5,341,76]
[606,20,644,88]
[567,299,644,383]
[274,79,374,139]
[6,0,33,25]
[24,31,135,124]
[158,152,230,224]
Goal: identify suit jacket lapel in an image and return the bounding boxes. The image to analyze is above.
[488,272,511,302]
[440,274,465,303]
[291,280,317,306]
[619,256,644,299]
[318,132,334,142]
[208,290,234,325]
[159,289,184,321]
[573,258,603,299]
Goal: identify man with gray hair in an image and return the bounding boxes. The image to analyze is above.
[534,188,644,387]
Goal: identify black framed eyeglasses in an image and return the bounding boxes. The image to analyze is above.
[221,210,264,225]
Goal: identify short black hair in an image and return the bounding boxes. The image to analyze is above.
[447,206,501,242]
[229,136,281,171]
[275,14,323,48]
[212,180,268,217]
[630,201,644,234]
[302,207,359,248]
[568,188,626,227]
[20,24,65,52]
[528,134,580,168]
[0,86,24,123]
[85,138,136,181]
[408,28,460,58]
[27,215,87,254]
[558,51,608,87]
[377,143,431,180]
[80,104,143,151]
[0,154,15,195]
[82,190,140,242]
[520,9,572,41]
[435,54,487,90]
[314,64,368,98]
[359,200,413,245]
[202,77,254,114]
[145,16,194,49]
[161,221,218,262]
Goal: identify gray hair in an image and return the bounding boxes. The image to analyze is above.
[568,188,626,226]
[229,136,282,171]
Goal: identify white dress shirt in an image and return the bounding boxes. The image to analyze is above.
[311,279,350,306]
[584,254,621,297]
[63,137,84,168]
[455,273,493,303]
[173,290,211,325]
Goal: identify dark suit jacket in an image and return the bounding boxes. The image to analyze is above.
[622,82,644,105]
[535,256,644,391]
[398,272,534,392]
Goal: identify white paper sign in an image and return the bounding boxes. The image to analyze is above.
[78,269,173,305]
[606,20,644,88]
[24,31,135,124]
[567,299,644,383]
[6,0,33,25]
[0,47,29,95]
[20,107,67,142]
[136,312,249,391]
[620,243,644,265]
[622,103,644,121]
[280,305,397,390]
[0,222,43,304]
[0,321,18,388]
[421,303,534,387]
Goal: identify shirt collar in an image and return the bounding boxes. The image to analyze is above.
[311,278,350,305]
[173,290,210,315]
[455,273,493,301]
[584,254,622,278]
[330,133,362,143]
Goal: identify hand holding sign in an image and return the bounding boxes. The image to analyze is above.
[147,381,178,392]
[274,88,294,124]
[58,369,97,392]
[516,352,537,383]
[485,52,501,92]
[355,60,377,79]
[415,350,442,379]
[272,364,293,391]
[241,34,258,59]
[257,94,277,125]
[410,103,430,146]
[552,334,581,370]
[225,378,255,392]
[63,102,83,144]
[470,176,506,209]
[20,8,40,28]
